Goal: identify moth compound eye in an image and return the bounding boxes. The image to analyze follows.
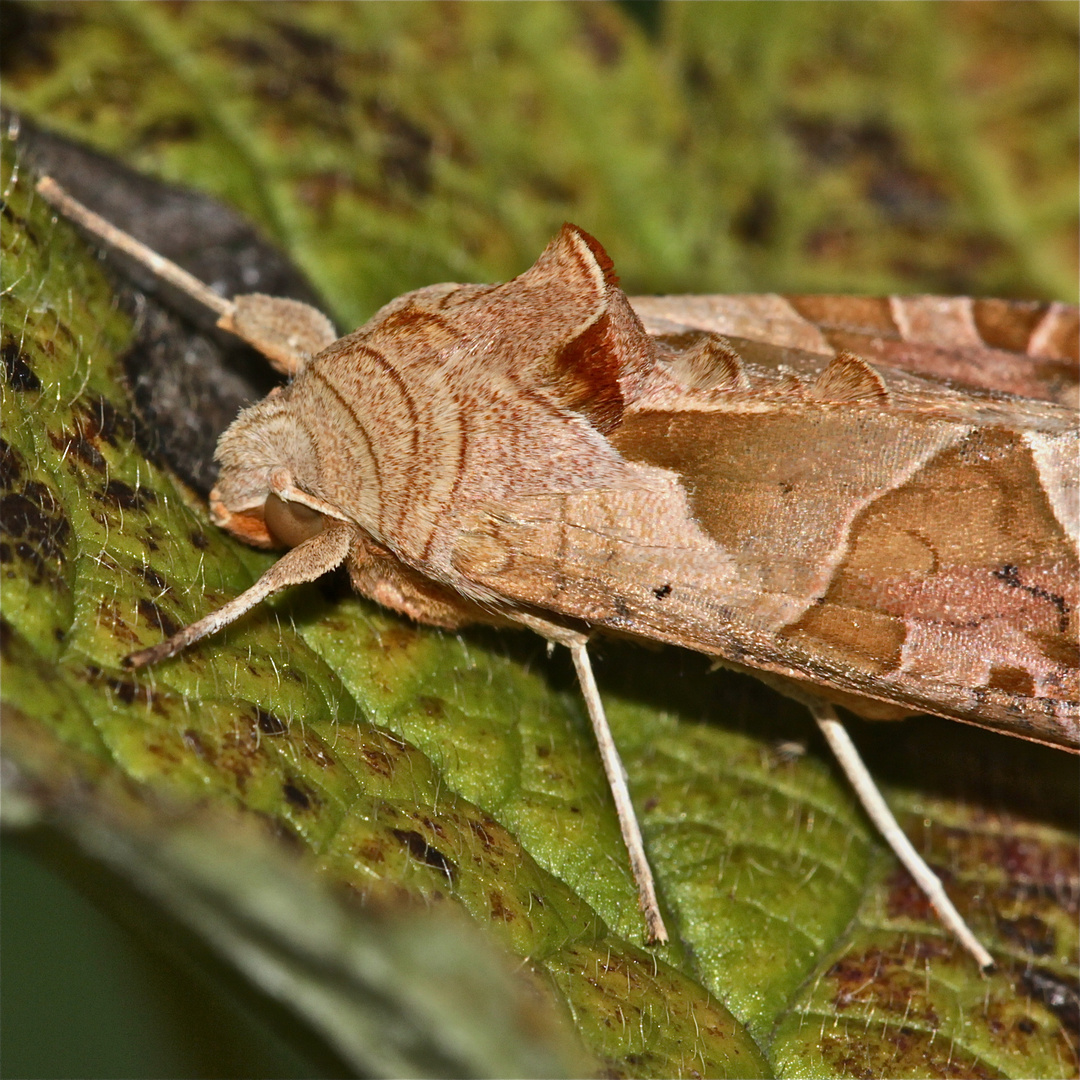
[263,493,327,548]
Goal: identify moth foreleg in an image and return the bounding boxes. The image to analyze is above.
[569,641,669,945]
[810,702,995,973]
[124,522,355,669]
[35,177,335,376]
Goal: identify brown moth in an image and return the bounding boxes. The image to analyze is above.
[37,178,1079,963]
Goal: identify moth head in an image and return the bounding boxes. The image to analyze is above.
[209,393,325,549]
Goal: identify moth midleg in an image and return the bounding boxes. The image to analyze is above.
[570,642,669,945]
[810,702,995,972]
[124,522,354,669]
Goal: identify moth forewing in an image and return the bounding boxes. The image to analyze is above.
[38,176,1079,963]
[453,350,1079,751]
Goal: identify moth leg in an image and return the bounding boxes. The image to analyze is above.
[512,613,668,942]
[35,177,336,376]
[569,639,669,945]
[124,522,355,669]
[810,702,995,973]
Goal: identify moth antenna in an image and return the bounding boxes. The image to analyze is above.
[35,177,334,376]
[35,176,233,321]
[124,523,354,669]
[569,641,669,945]
[811,702,996,973]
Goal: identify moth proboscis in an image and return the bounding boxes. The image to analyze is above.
[37,176,1078,968]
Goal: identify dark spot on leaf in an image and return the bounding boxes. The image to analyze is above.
[1016,1017,1038,1035]
[0,483,70,585]
[379,625,421,651]
[0,617,12,659]
[49,427,105,471]
[391,828,456,883]
[95,672,155,709]
[189,530,209,549]
[95,479,157,511]
[355,839,386,865]
[0,487,67,549]
[885,864,944,922]
[360,747,397,779]
[536,745,550,758]
[468,819,497,850]
[78,397,131,447]
[0,438,26,489]
[420,817,447,840]
[47,398,135,476]
[95,599,140,646]
[418,695,444,718]
[282,781,314,810]
[183,729,208,758]
[134,563,167,592]
[827,943,955,1028]
[303,744,333,769]
[997,913,1055,956]
[2,340,41,391]
[136,597,181,638]
[256,708,287,735]
[489,890,513,922]
[1020,967,1080,1035]
[107,679,137,706]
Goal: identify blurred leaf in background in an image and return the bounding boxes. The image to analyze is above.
[2,3,1077,1078]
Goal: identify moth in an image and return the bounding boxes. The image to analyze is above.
[38,177,1079,965]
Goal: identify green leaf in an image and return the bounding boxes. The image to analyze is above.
[3,4,1077,1077]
